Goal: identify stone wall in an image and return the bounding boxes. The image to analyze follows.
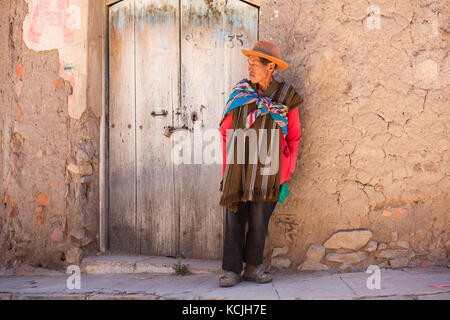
[1,0,448,271]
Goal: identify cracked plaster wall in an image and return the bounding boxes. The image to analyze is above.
[261,0,449,269]
[1,0,101,268]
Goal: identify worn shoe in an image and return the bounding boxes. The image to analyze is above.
[242,265,273,283]
[219,271,242,287]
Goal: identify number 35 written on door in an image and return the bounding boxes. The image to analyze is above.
[227,34,244,48]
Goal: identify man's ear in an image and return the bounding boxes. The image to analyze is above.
[269,62,276,72]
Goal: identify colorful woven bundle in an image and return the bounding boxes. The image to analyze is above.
[219,79,289,137]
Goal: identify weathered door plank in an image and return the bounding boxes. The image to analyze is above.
[135,0,180,256]
[108,0,137,253]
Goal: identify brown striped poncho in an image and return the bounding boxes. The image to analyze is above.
[219,77,303,212]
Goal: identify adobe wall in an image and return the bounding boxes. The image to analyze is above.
[261,0,449,270]
[1,0,102,268]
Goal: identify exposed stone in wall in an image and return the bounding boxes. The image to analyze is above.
[323,229,372,250]
[297,244,329,271]
[65,130,100,265]
[290,228,448,272]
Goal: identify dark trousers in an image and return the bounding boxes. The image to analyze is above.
[222,200,277,275]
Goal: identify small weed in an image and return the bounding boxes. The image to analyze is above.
[173,260,190,276]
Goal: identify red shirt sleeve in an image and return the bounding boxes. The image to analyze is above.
[219,113,233,177]
[285,107,301,174]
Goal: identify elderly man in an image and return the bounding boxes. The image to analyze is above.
[218,41,303,287]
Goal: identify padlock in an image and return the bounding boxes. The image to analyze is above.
[164,125,190,138]
[164,126,174,138]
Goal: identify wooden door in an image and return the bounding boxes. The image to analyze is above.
[108,0,258,258]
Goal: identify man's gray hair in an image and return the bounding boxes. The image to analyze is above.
[259,57,277,70]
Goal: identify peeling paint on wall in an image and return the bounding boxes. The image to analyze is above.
[23,0,87,119]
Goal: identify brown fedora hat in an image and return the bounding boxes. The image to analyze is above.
[241,41,288,70]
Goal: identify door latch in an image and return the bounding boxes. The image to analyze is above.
[163,125,191,138]
[151,109,168,117]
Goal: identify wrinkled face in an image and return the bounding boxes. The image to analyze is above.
[247,55,275,84]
